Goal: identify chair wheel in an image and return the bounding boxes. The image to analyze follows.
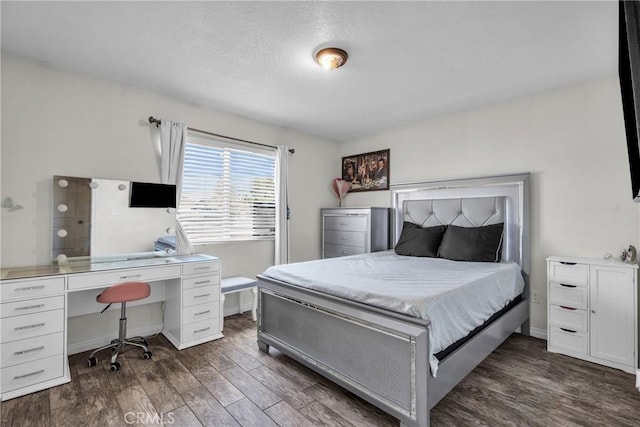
[87,357,97,367]
[110,362,121,372]
[110,339,118,345]
[110,346,117,353]
[142,351,152,360]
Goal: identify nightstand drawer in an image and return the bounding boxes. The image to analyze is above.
[324,230,366,247]
[549,282,588,309]
[549,326,589,355]
[183,285,219,307]
[324,215,367,232]
[1,309,65,343]
[549,262,588,287]
[1,354,64,393]
[549,305,588,332]
[324,244,366,258]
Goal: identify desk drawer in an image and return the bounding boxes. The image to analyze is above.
[182,318,220,343]
[1,277,65,301]
[324,244,366,258]
[549,305,588,332]
[548,262,588,287]
[67,265,181,290]
[1,295,65,319]
[325,230,367,247]
[183,275,220,290]
[1,309,65,343]
[183,285,219,307]
[183,262,220,277]
[1,354,64,393]
[183,302,219,324]
[549,283,588,310]
[324,215,367,232]
[1,332,64,368]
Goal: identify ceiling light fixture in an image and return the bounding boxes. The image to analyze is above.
[315,47,348,71]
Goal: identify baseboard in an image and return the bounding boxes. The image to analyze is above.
[529,327,547,340]
[67,323,164,355]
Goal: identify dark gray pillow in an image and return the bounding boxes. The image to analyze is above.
[394,222,447,257]
[438,223,504,262]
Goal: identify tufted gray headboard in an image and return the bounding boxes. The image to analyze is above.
[391,174,530,274]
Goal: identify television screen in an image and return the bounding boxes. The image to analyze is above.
[129,181,177,208]
[619,1,640,201]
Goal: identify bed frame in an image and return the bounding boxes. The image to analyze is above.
[257,174,530,427]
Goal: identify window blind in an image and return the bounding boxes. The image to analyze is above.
[178,132,276,244]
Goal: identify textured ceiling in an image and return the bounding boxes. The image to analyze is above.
[1,1,618,142]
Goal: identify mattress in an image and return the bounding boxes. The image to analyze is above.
[262,250,524,375]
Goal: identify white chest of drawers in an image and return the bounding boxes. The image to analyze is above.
[0,253,221,401]
[321,207,389,259]
[546,256,638,376]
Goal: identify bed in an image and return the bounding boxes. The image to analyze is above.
[256,174,530,427]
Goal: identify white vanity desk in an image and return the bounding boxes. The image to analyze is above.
[0,253,221,401]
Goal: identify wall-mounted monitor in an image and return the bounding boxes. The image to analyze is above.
[129,181,177,208]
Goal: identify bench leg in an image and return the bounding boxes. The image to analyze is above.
[251,287,258,321]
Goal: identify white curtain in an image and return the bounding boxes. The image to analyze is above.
[275,146,290,264]
[160,120,193,255]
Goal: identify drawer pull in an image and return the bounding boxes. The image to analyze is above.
[119,274,142,280]
[194,266,211,271]
[194,280,210,285]
[14,323,45,331]
[194,293,211,299]
[559,283,577,288]
[560,306,577,311]
[14,346,45,356]
[194,327,211,333]
[15,304,46,311]
[16,285,45,292]
[13,369,45,380]
[194,310,211,316]
[560,328,577,333]
[559,261,577,265]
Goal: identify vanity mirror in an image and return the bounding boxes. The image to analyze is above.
[52,175,176,262]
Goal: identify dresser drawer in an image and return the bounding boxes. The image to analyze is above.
[549,305,588,332]
[548,262,588,287]
[67,265,181,290]
[182,318,221,343]
[183,302,219,324]
[1,295,65,319]
[549,326,589,356]
[549,282,588,309]
[183,262,220,277]
[1,277,65,301]
[1,354,64,393]
[324,244,366,258]
[324,215,367,232]
[325,230,367,247]
[1,309,65,343]
[182,275,220,290]
[1,332,64,368]
[183,285,219,307]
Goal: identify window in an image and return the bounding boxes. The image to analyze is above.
[178,132,276,244]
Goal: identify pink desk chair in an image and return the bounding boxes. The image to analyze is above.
[87,281,152,371]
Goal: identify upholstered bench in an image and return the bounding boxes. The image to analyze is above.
[221,276,258,329]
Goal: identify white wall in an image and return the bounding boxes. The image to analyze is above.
[1,53,339,344]
[340,76,640,335]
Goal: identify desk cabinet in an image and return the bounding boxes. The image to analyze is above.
[321,207,389,259]
[547,256,638,376]
[0,254,221,401]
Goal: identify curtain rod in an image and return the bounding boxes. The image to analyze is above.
[148,116,295,154]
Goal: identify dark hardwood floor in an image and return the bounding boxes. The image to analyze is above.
[2,314,640,426]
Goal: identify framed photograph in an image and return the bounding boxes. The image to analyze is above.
[341,149,390,192]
